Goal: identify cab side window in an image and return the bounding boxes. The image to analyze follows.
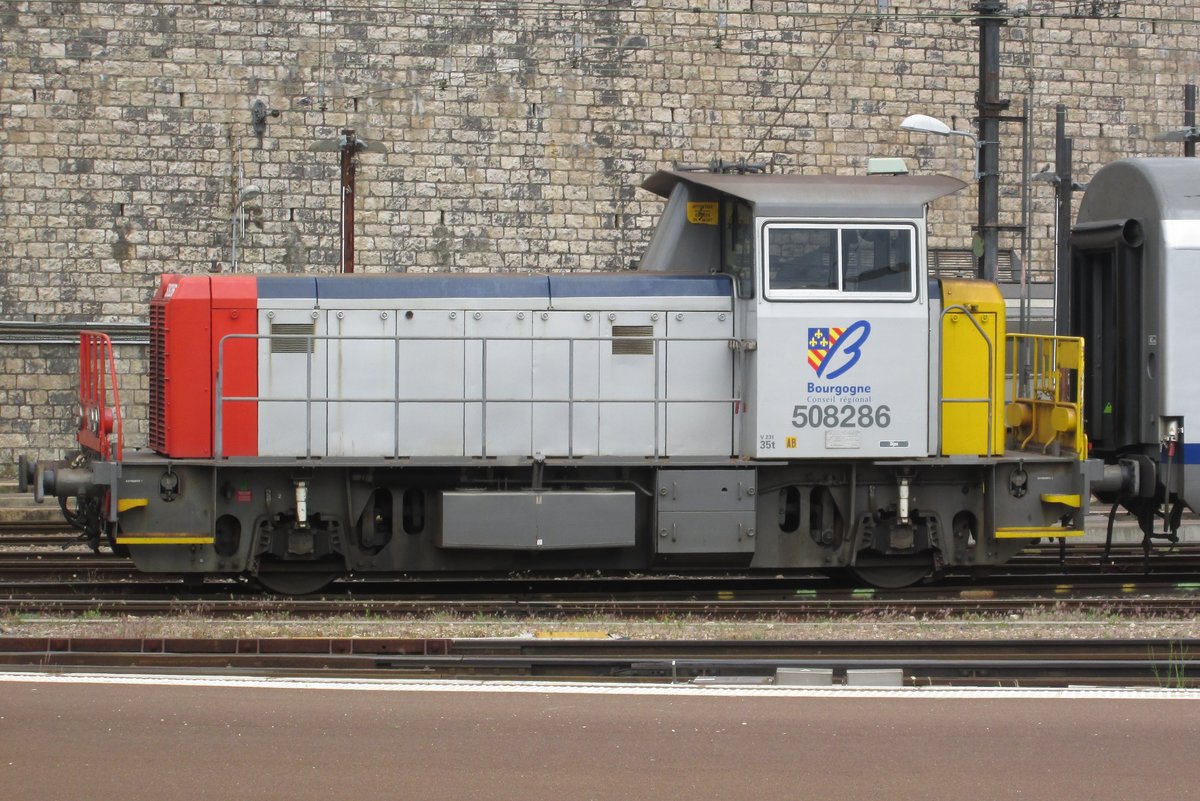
[768,228,837,290]
[763,223,915,300]
[842,229,912,294]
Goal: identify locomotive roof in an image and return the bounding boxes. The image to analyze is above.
[641,170,966,218]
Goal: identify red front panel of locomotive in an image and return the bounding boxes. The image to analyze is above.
[149,275,258,458]
[211,276,258,457]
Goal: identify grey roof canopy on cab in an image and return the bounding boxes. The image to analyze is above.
[641,170,967,219]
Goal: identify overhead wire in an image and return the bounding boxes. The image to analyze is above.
[746,0,869,160]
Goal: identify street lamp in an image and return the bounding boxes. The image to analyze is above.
[230,183,261,272]
[900,111,999,282]
[900,114,982,180]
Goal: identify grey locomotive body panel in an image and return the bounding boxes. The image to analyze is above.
[250,273,736,460]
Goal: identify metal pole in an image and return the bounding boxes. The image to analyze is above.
[974,0,1007,283]
[1019,95,1031,336]
[1186,84,1196,158]
[340,128,356,274]
[1053,104,1074,336]
[231,209,239,271]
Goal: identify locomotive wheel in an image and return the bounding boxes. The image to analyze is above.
[254,570,339,595]
[850,563,931,589]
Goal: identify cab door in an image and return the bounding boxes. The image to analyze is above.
[752,221,929,460]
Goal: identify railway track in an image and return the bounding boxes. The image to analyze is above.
[4,545,1200,589]
[0,525,1194,574]
[0,635,1195,688]
[3,576,1200,620]
[0,528,82,544]
[4,515,1198,689]
[5,517,1200,609]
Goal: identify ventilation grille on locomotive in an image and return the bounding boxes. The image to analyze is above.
[148,301,166,452]
[611,325,654,355]
[270,322,316,354]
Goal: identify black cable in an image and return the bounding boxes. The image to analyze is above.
[1102,498,1119,562]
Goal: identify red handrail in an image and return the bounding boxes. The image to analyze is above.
[77,332,124,460]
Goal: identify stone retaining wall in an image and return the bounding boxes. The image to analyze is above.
[2,1,1197,467]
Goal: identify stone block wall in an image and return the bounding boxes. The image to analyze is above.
[1,1,1197,468]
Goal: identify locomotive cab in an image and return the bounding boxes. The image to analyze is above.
[638,169,1089,585]
[640,170,970,460]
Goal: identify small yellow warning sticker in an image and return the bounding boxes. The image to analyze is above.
[785,436,798,449]
[686,202,718,225]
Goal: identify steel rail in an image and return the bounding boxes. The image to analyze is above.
[2,562,1200,591]
[6,517,1200,594]
[0,637,1195,688]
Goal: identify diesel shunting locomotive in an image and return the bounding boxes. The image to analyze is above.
[19,158,1200,593]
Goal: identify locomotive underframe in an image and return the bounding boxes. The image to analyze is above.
[104,450,1080,584]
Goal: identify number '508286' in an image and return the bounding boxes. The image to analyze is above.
[791,404,891,429]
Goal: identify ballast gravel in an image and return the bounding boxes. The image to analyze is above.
[3,611,1200,642]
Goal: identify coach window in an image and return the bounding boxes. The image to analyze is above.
[763,223,915,300]
[722,198,754,297]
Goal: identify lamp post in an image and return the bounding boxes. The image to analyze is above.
[1030,104,1086,336]
[972,0,1007,285]
[899,111,998,282]
[1156,83,1199,157]
[899,4,1007,283]
[230,183,261,272]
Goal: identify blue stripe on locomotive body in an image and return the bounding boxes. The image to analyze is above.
[255,274,549,301]
[317,274,551,299]
[256,276,317,300]
[253,273,733,310]
[549,273,732,298]
[548,273,733,311]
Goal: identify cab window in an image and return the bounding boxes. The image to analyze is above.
[842,228,913,293]
[763,223,915,300]
[767,227,837,290]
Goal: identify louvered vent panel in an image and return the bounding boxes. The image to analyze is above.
[928,248,1016,281]
[270,322,315,354]
[148,301,167,452]
[611,325,654,356]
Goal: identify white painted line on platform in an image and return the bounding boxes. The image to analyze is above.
[1,671,1198,699]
